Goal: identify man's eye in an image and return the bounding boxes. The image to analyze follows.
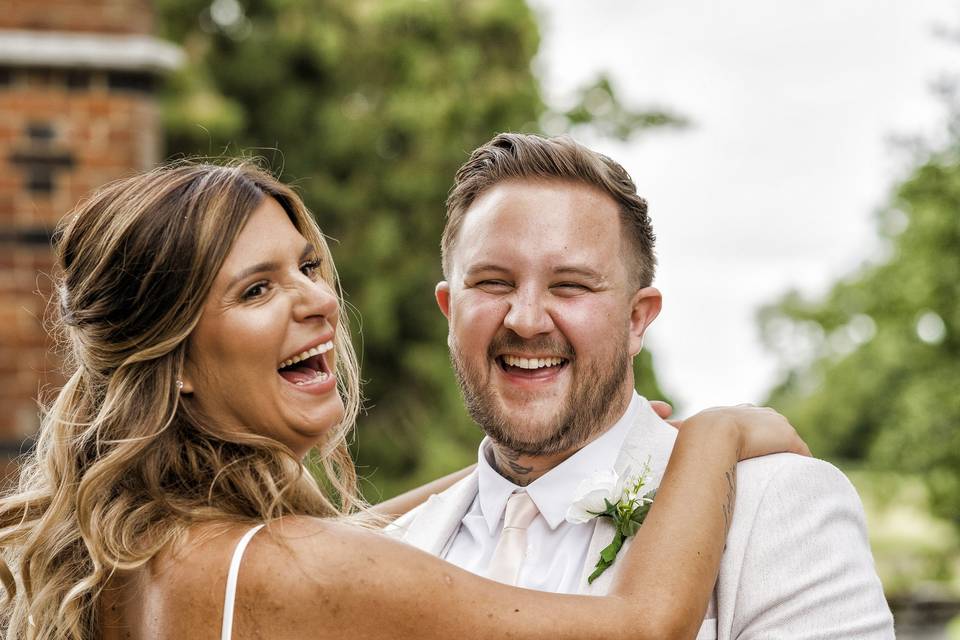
[553,283,589,293]
[242,281,269,300]
[477,280,512,291]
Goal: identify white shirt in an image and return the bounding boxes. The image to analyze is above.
[442,393,640,593]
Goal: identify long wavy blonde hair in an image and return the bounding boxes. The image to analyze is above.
[0,161,364,639]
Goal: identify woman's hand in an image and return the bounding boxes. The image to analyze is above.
[648,400,674,422]
[681,405,811,460]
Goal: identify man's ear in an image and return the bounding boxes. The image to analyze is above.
[628,286,662,356]
[435,281,451,319]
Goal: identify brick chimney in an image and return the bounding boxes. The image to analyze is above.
[0,0,182,478]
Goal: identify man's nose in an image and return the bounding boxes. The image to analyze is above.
[293,276,339,324]
[503,289,554,338]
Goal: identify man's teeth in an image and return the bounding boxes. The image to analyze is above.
[502,355,564,370]
[280,340,334,368]
[294,370,330,386]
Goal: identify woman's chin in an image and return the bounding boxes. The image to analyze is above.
[289,402,345,448]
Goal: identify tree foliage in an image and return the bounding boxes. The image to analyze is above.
[155,0,678,497]
[759,107,960,527]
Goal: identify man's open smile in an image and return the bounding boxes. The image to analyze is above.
[496,354,570,379]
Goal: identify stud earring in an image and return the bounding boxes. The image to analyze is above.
[176,379,184,391]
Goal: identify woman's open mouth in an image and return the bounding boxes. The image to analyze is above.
[278,340,334,386]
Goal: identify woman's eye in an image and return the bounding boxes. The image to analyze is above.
[300,260,321,279]
[241,282,269,300]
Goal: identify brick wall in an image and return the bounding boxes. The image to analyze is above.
[0,2,166,473]
[0,0,154,35]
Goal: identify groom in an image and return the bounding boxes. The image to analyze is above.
[390,133,894,638]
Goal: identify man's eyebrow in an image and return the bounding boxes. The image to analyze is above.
[553,265,606,281]
[225,242,315,290]
[464,263,509,277]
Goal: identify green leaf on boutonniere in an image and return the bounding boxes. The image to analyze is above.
[630,490,656,523]
[589,531,625,583]
[588,560,611,584]
[599,531,624,562]
[573,461,657,585]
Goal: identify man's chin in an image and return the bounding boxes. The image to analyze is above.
[481,413,567,453]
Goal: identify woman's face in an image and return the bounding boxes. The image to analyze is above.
[182,196,343,457]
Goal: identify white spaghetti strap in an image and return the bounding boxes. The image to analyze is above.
[220,524,265,640]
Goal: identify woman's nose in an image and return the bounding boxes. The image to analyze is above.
[294,277,339,324]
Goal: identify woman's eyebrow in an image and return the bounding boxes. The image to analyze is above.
[225,243,316,289]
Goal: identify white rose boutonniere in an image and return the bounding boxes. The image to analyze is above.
[565,460,656,584]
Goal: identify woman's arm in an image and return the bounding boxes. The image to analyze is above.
[232,406,806,640]
[370,402,676,521]
[369,465,476,521]
[608,405,809,636]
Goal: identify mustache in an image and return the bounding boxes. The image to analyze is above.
[486,331,575,360]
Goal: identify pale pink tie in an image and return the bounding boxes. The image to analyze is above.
[487,492,540,585]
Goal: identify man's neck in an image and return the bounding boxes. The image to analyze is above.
[488,391,634,486]
[488,445,575,486]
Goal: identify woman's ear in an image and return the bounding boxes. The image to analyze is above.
[178,356,196,394]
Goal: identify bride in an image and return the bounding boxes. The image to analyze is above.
[0,162,808,640]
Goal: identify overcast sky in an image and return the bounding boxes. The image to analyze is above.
[528,0,960,413]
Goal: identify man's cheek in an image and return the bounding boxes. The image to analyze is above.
[456,300,503,333]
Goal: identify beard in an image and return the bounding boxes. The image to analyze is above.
[449,331,631,456]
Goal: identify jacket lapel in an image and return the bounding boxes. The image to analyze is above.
[577,398,678,594]
[398,471,479,556]
[577,516,619,594]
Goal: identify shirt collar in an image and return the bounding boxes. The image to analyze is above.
[476,392,640,533]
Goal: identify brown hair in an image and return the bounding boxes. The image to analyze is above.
[0,161,363,639]
[442,132,656,286]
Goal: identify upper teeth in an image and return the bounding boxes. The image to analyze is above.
[502,355,564,369]
[280,340,334,368]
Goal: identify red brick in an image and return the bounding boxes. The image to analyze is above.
[0,0,162,447]
[0,0,154,34]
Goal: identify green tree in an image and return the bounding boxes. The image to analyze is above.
[156,0,681,497]
[759,106,960,527]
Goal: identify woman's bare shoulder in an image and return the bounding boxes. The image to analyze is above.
[142,516,370,599]
[237,515,393,588]
[151,521,258,585]
[104,522,267,640]
[215,516,411,639]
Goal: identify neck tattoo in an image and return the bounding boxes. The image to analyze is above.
[491,446,534,486]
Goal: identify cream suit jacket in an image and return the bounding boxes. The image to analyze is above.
[387,399,895,639]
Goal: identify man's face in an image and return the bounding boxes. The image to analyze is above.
[437,179,661,455]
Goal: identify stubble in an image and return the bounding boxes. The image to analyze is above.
[449,331,631,467]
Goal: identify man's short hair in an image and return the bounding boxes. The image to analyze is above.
[442,132,656,288]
